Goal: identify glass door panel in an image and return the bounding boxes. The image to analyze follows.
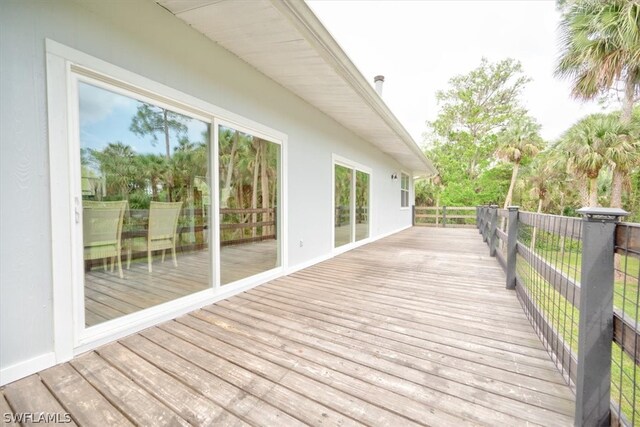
[355,171,370,241]
[334,164,353,247]
[78,81,211,328]
[218,125,280,285]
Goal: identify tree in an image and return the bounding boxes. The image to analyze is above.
[495,115,544,209]
[129,103,188,160]
[136,153,167,200]
[606,111,640,208]
[559,113,619,206]
[429,58,531,178]
[90,142,137,199]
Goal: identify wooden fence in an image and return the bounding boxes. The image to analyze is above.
[477,205,639,426]
[412,206,476,228]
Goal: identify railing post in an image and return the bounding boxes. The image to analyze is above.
[442,206,447,228]
[488,205,498,256]
[482,206,489,243]
[506,206,518,290]
[412,205,415,226]
[476,206,481,229]
[575,207,628,426]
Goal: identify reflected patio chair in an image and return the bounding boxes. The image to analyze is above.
[128,201,183,273]
[83,200,128,279]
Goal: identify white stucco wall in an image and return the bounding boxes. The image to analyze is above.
[0,0,414,377]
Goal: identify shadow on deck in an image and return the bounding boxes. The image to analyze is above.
[1,227,574,425]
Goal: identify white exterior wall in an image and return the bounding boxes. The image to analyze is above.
[0,0,413,380]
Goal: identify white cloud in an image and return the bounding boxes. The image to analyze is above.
[78,82,135,125]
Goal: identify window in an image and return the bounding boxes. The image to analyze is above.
[401,172,410,208]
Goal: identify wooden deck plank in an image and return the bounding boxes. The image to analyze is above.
[70,353,189,426]
[38,364,133,426]
[195,304,573,424]
[232,291,571,393]
[0,391,18,426]
[160,319,436,426]
[2,228,575,425]
[2,375,77,426]
[248,285,561,373]
[118,334,305,427]
[95,343,247,426]
[179,311,528,425]
[142,326,364,427]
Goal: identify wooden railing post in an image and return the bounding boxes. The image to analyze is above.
[476,206,481,229]
[575,207,628,426]
[506,206,518,290]
[412,205,415,226]
[488,205,498,256]
[442,206,447,228]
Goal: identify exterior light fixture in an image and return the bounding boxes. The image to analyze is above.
[391,173,398,180]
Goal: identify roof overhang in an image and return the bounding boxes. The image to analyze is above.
[156,0,436,175]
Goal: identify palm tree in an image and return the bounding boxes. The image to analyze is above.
[556,0,640,125]
[560,114,617,206]
[496,116,543,209]
[606,113,640,208]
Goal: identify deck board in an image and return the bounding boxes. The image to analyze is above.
[1,227,575,425]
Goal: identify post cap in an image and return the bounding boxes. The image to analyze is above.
[507,206,519,211]
[577,207,629,222]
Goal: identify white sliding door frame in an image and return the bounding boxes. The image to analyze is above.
[46,39,288,359]
[331,154,372,255]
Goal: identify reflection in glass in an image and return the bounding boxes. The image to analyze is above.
[334,164,352,247]
[218,126,280,285]
[79,81,210,328]
[355,171,370,241]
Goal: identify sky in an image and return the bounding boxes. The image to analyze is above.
[79,81,207,172]
[307,0,610,144]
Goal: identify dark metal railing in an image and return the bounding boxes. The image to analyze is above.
[477,205,639,426]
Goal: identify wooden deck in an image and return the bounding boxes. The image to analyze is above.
[85,240,278,326]
[1,227,574,425]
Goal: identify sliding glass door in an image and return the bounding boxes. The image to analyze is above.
[334,159,370,249]
[77,78,212,328]
[218,125,281,285]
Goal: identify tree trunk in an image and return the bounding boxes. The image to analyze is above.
[503,162,519,209]
[221,132,239,208]
[251,143,260,238]
[578,179,589,207]
[163,109,171,161]
[162,110,173,201]
[611,169,625,209]
[588,177,598,207]
[621,70,636,125]
[260,141,269,237]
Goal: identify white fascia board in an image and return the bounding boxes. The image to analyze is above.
[271,0,436,176]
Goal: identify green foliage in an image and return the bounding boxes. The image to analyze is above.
[428,58,530,178]
[556,0,640,104]
[420,58,537,208]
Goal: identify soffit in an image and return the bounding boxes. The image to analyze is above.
[156,0,435,174]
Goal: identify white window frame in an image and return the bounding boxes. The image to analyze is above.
[46,40,288,359]
[331,154,372,255]
[400,171,410,209]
